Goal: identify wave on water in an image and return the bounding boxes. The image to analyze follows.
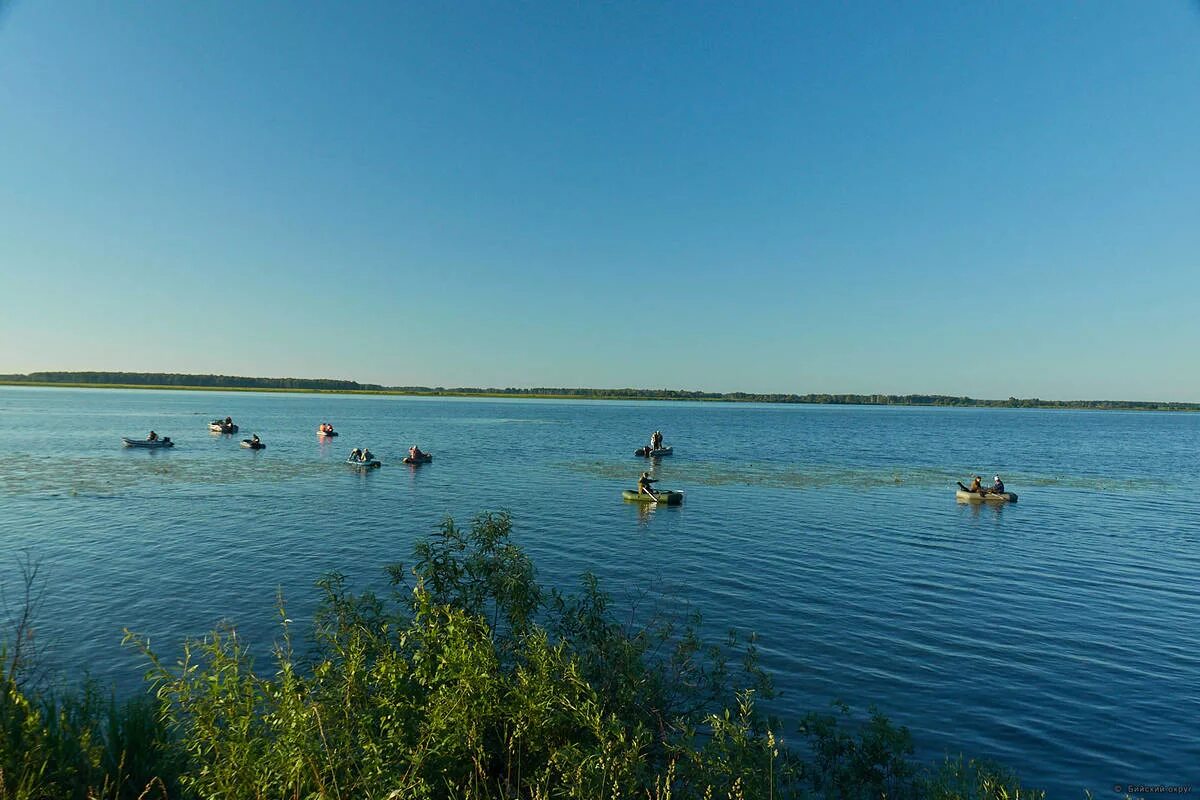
[559,460,1170,492]
[437,417,565,426]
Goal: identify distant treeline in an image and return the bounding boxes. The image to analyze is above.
[421,386,1199,410]
[0,371,383,391]
[2,372,1196,411]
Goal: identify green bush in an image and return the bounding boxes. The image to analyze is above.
[2,512,1044,799]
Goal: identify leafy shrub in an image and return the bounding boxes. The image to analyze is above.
[2,513,1043,799]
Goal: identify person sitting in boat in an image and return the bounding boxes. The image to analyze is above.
[350,448,361,461]
[991,475,1005,493]
[225,416,233,426]
[637,471,658,497]
[957,475,983,494]
[147,431,158,441]
[251,434,261,445]
[409,445,426,460]
[361,448,374,462]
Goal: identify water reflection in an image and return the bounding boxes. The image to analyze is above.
[959,499,1008,520]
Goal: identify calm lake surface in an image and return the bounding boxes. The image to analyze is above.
[0,387,1196,795]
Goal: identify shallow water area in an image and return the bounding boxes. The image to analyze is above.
[1,386,1198,796]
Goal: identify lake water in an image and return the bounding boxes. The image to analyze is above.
[0,386,1196,796]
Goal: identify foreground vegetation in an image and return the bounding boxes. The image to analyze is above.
[1,513,1046,798]
[2,372,1195,411]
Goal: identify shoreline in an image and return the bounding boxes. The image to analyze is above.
[1,380,1196,411]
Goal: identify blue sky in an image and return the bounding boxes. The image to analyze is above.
[1,1,1197,399]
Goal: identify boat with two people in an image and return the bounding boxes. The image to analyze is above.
[622,471,683,505]
[346,447,381,469]
[635,430,673,458]
[403,445,433,464]
[209,417,238,434]
[317,422,338,437]
[956,475,1017,503]
[122,431,174,448]
[241,434,266,450]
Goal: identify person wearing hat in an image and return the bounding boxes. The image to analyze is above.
[991,475,1005,494]
[957,475,983,494]
[637,471,658,498]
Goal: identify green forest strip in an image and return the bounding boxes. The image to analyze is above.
[1,372,1197,410]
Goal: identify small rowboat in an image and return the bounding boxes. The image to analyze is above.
[635,446,673,458]
[622,489,683,505]
[241,439,266,450]
[955,490,1018,503]
[122,437,174,448]
[209,421,238,433]
[403,453,433,464]
[346,458,381,469]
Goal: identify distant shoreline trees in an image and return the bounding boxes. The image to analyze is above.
[0,371,381,391]
[0,371,1195,411]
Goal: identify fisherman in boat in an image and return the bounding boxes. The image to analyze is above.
[637,471,658,497]
[361,448,374,462]
[251,434,261,446]
[957,475,984,494]
[350,448,361,461]
[409,445,426,460]
[653,431,664,450]
[991,475,1005,494]
[148,431,158,441]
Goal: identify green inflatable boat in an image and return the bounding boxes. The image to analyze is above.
[622,489,684,505]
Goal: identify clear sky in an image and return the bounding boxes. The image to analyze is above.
[1,2,1197,400]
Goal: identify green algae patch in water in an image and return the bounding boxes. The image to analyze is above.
[0,454,334,498]
[559,460,1171,493]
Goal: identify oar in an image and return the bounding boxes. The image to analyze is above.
[642,477,659,505]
